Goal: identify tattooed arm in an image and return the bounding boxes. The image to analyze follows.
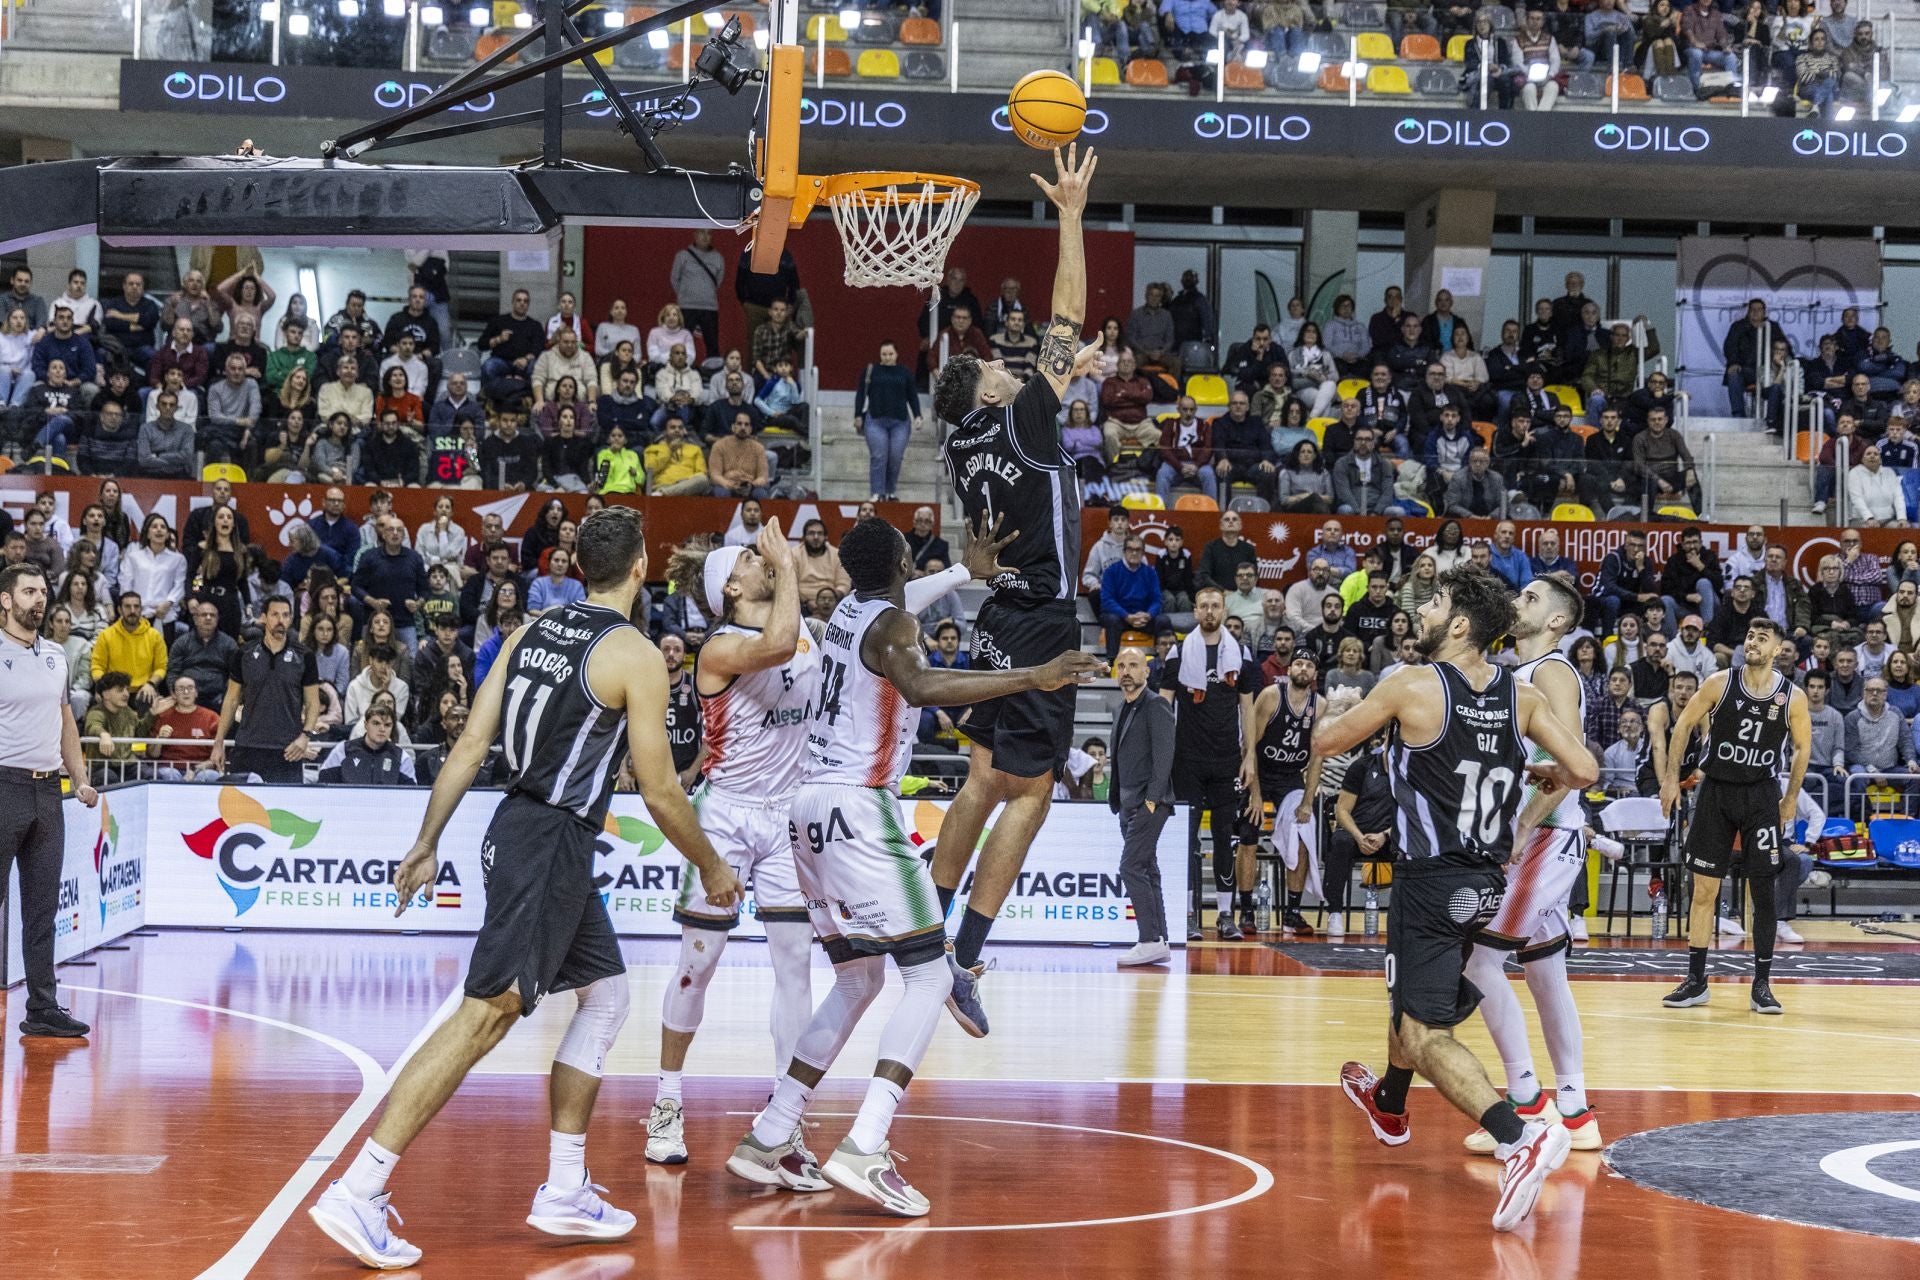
[1031,144,1097,399]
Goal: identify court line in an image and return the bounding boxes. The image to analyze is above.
[1821,1140,1920,1206]
[723,1111,1273,1234]
[64,981,462,1280]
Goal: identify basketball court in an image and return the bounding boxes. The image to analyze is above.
[4,2,1920,1275]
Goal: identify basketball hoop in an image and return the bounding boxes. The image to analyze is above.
[795,171,980,289]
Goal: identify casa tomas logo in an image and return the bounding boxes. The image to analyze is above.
[182,787,322,916]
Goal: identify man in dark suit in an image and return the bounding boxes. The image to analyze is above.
[1110,647,1177,966]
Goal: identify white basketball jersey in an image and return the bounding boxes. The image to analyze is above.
[1514,649,1587,830]
[806,595,916,790]
[698,621,823,800]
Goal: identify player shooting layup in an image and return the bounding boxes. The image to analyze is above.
[930,144,1103,1035]
[1312,566,1597,1233]
[308,508,743,1270]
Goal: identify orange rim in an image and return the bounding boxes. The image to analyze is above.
[783,170,980,226]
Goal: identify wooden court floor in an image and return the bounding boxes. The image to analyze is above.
[3,928,1918,1278]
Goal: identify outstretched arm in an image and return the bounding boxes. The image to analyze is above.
[867,607,1101,708]
[1032,145,1097,398]
[698,518,800,681]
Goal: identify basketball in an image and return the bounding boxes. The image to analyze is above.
[1007,69,1087,150]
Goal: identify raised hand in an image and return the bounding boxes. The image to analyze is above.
[1030,143,1097,218]
[962,511,1018,581]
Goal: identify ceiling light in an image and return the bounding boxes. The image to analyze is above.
[1900,103,1920,123]
[1835,105,1857,121]
[647,27,669,48]
[287,9,311,34]
[512,9,531,27]
[602,9,621,29]
[337,0,360,16]
[383,0,405,16]
[259,0,280,20]
[421,3,443,22]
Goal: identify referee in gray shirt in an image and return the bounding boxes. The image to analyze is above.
[0,563,99,1038]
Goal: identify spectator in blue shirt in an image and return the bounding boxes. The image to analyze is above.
[1528,527,1578,582]
[528,547,588,616]
[1100,534,1173,660]
[350,513,430,649]
[1487,520,1532,591]
[1162,0,1214,58]
[311,486,361,569]
[33,304,98,397]
[281,519,346,595]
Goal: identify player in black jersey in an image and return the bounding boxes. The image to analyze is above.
[309,507,744,1270]
[928,144,1105,1034]
[1312,567,1597,1234]
[1659,617,1811,1014]
[1239,652,1324,936]
[1640,669,1703,797]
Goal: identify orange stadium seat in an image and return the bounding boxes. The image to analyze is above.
[1126,58,1170,87]
[1608,73,1650,100]
[1401,34,1443,61]
[1224,61,1265,91]
[899,16,942,45]
[807,47,853,77]
[1318,64,1357,93]
[1174,494,1220,512]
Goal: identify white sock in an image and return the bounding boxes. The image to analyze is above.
[1524,949,1587,1113]
[547,1129,587,1191]
[848,1076,907,1154]
[752,1074,815,1148]
[656,1069,683,1105]
[765,921,816,1089]
[343,1138,399,1201]
[1465,945,1537,1101]
[1216,890,1233,917]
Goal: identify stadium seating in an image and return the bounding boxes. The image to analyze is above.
[1126,58,1170,87]
[1400,34,1442,61]
[856,49,901,78]
[1367,65,1412,95]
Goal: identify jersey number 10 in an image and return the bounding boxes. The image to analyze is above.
[1454,760,1518,848]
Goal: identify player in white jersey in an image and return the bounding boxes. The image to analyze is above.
[726,518,1101,1216]
[648,515,1015,1173]
[1461,572,1603,1155]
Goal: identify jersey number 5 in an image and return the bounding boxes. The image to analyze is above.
[1454,761,1517,848]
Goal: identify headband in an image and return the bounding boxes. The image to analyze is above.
[703,544,747,618]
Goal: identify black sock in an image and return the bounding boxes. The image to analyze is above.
[1755,956,1773,983]
[1481,1100,1527,1147]
[954,907,995,970]
[1376,1065,1415,1114]
[1285,890,1303,912]
[1688,946,1708,982]
[936,885,955,919]
[1237,890,1255,911]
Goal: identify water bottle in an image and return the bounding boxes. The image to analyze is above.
[1649,876,1668,943]
[1254,880,1273,933]
[1363,885,1380,939]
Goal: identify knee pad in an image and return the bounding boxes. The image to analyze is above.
[764,919,816,988]
[1465,943,1512,989]
[898,953,954,1002]
[553,975,631,1078]
[660,927,729,1035]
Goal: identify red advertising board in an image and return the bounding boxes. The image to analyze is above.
[0,477,929,574]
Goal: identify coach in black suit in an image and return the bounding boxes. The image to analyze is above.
[1109,647,1176,966]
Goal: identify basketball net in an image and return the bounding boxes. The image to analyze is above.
[823,175,980,290]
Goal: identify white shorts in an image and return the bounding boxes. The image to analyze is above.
[676,784,808,930]
[789,782,947,965]
[1479,825,1586,957]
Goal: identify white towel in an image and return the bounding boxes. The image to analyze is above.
[1271,787,1322,901]
[1179,629,1245,696]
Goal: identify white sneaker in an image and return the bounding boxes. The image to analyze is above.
[1116,940,1171,966]
[1569,916,1589,943]
[1716,916,1746,938]
[1325,913,1346,940]
[645,1097,687,1165]
[1812,500,1827,515]
[1776,921,1806,944]
[1491,1122,1572,1233]
[527,1175,637,1239]
[308,1180,423,1270]
[1808,869,1832,890]
[821,1138,930,1217]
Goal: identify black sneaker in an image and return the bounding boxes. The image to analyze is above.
[1237,909,1258,934]
[1282,910,1315,937]
[1216,916,1244,942]
[20,1007,90,1038]
[1187,911,1202,942]
[1662,976,1711,1008]
[1749,980,1784,1015]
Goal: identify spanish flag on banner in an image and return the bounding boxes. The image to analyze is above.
[436,892,463,910]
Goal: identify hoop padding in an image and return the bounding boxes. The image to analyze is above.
[825,176,980,289]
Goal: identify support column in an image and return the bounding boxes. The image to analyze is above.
[1302,209,1358,322]
[20,138,89,289]
[1403,188,1495,343]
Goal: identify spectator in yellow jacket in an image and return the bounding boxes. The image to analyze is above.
[91,590,170,706]
[644,416,711,496]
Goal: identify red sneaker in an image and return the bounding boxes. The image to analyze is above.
[1339,1061,1412,1147]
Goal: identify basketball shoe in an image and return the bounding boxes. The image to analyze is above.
[1559,1106,1604,1150]
[1463,1091,1560,1154]
[1492,1122,1572,1232]
[645,1098,687,1165]
[945,945,990,1037]
[726,1129,831,1192]
[526,1175,637,1239]
[1339,1061,1411,1146]
[308,1180,422,1270]
[821,1138,930,1217]
[1750,979,1784,1014]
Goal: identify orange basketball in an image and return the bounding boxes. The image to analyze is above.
[1007,70,1087,150]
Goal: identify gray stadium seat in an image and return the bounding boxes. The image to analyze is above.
[614,39,665,70]
[1340,3,1385,28]
[1306,31,1346,59]
[1486,5,1517,30]
[426,26,478,62]
[1564,71,1604,99]
[1652,74,1696,102]
[1414,67,1456,96]
[1179,340,1215,374]
[847,14,897,43]
[1266,66,1317,92]
[1229,495,1271,513]
[439,345,482,381]
[902,49,945,79]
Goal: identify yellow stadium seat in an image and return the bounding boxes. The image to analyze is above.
[856,49,900,78]
[1546,384,1585,416]
[1447,34,1470,61]
[201,462,247,484]
[492,0,518,26]
[1355,32,1396,62]
[1186,373,1230,406]
[1659,505,1701,521]
[1551,502,1596,522]
[1089,56,1121,85]
[1174,493,1219,512]
[1120,492,1166,510]
[1367,65,1412,95]
[806,13,848,41]
[1337,378,1369,401]
[1401,34,1443,61]
[1306,416,1335,444]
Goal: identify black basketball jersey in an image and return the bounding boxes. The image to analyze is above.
[1257,686,1317,792]
[666,672,701,775]
[1702,668,1791,785]
[1387,662,1527,867]
[940,376,1079,606]
[497,601,634,826]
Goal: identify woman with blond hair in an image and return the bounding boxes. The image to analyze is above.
[647,302,697,366]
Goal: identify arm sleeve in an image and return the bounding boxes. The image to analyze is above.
[903,563,969,615]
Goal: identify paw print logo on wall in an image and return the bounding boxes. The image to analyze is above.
[266,495,319,548]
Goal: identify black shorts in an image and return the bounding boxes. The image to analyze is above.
[465,792,626,1016]
[1175,758,1239,808]
[1685,776,1784,879]
[1385,860,1507,1031]
[966,597,1078,779]
[1237,772,1304,845]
